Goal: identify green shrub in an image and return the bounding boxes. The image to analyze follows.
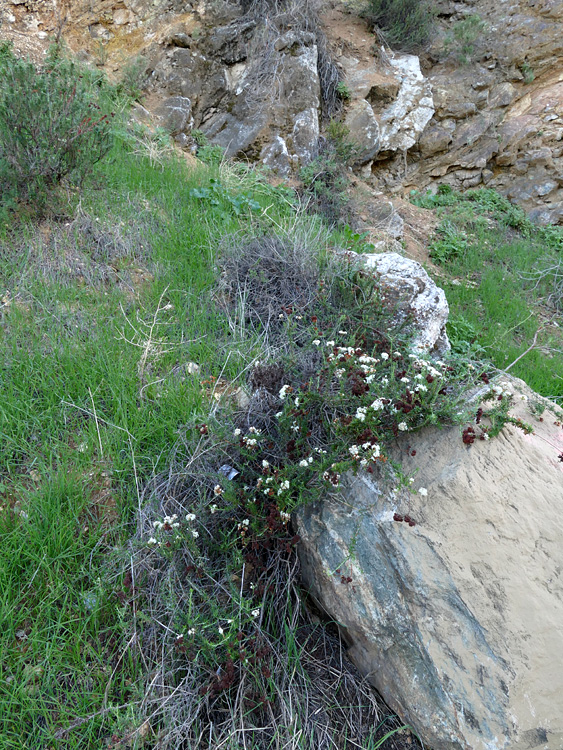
[0,43,114,214]
[363,0,434,52]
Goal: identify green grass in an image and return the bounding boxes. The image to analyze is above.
[412,187,563,404]
[0,135,294,747]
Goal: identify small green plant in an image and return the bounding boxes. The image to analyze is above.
[338,224,377,254]
[0,42,115,214]
[189,178,261,216]
[191,129,226,165]
[116,55,147,101]
[429,220,468,264]
[336,81,352,101]
[520,62,535,84]
[363,0,435,52]
[443,15,486,64]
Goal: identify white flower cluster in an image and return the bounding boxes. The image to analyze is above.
[355,406,368,422]
[153,514,180,530]
[279,384,293,399]
[348,441,382,467]
[242,425,262,448]
[327,346,382,384]
[299,456,314,467]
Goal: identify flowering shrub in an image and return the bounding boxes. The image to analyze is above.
[124,233,537,747]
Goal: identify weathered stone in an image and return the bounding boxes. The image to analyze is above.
[345,251,449,354]
[297,376,563,750]
[344,100,380,163]
[205,19,256,65]
[378,53,434,153]
[419,123,453,157]
[155,95,193,135]
[260,136,290,176]
[291,108,320,163]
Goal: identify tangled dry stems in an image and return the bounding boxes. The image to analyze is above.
[127,435,386,749]
[236,0,341,119]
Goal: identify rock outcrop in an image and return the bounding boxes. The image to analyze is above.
[346,251,450,353]
[7,0,563,222]
[297,376,563,750]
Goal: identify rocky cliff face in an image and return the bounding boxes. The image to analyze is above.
[5,0,563,223]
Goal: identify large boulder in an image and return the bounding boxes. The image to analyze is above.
[346,251,450,354]
[297,377,563,750]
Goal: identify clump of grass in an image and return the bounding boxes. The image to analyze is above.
[362,0,435,52]
[442,15,486,64]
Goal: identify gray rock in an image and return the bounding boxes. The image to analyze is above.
[297,377,563,750]
[155,95,193,135]
[291,108,320,164]
[345,251,450,354]
[260,136,291,176]
[344,100,380,163]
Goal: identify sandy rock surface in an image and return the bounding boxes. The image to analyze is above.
[297,377,563,749]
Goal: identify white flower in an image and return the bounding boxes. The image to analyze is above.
[147,537,157,546]
[355,406,367,422]
[290,421,300,433]
[308,456,313,463]
[218,627,224,635]
[213,485,223,496]
[299,459,309,467]
[370,445,381,459]
[186,513,196,522]
[251,609,260,618]
[380,352,389,360]
[312,339,320,346]
[191,530,199,538]
[210,504,218,514]
[381,377,389,385]
[349,445,359,457]
[248,426,261,434]
[294,397,300,407]
[262,460,269,468]
[414,384,428,393]
[371,399,384,411]
[280,511,291,523]
[234,428,241,437]
[188,628,196,636]
[483,433,490,441]
[279,385,292,399]
[327,340,335,346]
[335,368,345,378]
[153,520,162,529]
[338,330,348,335]
[418,487,428,497]
[398,422,409,431]
[275,411,283,418]
[400,377,410,384]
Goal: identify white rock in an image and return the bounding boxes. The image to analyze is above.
[346,251,449,354]
[379,52,434,153]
